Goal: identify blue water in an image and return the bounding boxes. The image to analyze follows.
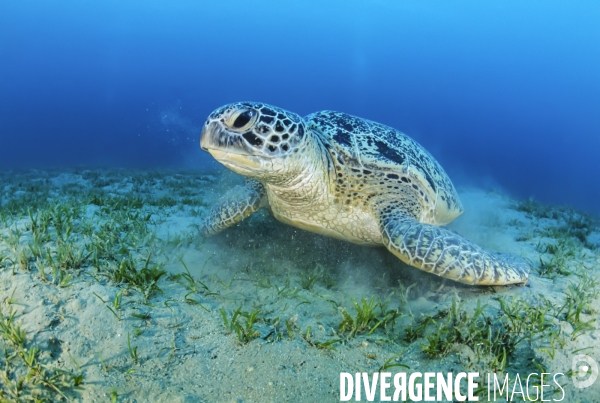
[1,0,599,213]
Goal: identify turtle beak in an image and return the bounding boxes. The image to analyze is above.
[206,149,263,171]
[199,121,241,152]
[200,120,262,156]
[199,123,213,151]
[200,121,264,172]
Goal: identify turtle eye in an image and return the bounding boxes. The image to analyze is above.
[230,109,257,131]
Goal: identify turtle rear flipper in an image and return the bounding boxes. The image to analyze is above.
[200,179,266,236]
[379,214,530,285]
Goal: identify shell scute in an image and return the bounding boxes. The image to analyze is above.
[306,110,463,224]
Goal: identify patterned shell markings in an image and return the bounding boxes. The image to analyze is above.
[305,111,463,225]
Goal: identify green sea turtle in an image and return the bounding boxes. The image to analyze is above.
[199,102,529,285]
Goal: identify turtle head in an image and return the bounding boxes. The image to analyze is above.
[200,102,308,178]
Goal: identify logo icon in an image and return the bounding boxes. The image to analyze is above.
[572,354,598,389]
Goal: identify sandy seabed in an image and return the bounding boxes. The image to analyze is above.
[0,168,599,402]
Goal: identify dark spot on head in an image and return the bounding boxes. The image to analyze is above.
[363,169,372,175]
[261,107,276,116]
[282,144,289,151]
[387,173,399,179]
[270,135,280,143]
[260,115,274,124]
[282,133,289,140]
[290,124,297,133]
[275,122,284,133]
[401,177,409,183]
[298,125,304,137]
[283,119,291,126]
[242,132,263,146]
[268,144,277,152]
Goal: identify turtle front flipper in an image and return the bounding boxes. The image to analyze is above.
[379,214,530,285]
[200,179,266,236]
